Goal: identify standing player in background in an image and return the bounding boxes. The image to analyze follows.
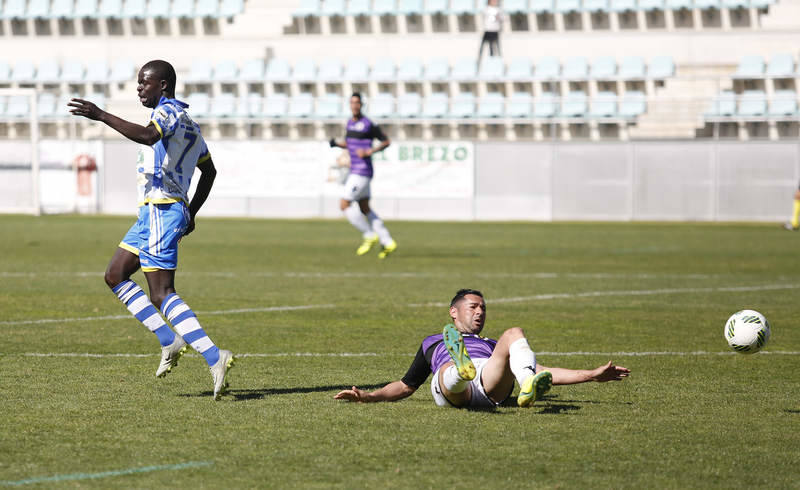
[783,187,800,230]
[68,60,235,401]
[329,93,398,259]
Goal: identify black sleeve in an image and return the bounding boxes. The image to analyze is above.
[401,345,431,389]
[371,124,388,142]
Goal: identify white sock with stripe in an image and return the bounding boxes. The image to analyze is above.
[161,293,220,366]
[509,338,537,385]
[111,280,175,346]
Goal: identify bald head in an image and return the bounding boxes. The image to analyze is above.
[140,60,176,96]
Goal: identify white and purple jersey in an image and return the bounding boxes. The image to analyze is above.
[344,116,387,178]
[401,333,498,389]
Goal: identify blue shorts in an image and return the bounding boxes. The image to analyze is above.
[119,202,190,271]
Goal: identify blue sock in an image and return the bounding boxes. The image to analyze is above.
[161,293,220,366]
[112,280,176,347]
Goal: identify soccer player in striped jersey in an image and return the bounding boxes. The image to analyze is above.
[329,92,397,259]
[68,60,235,400]
[335,289,630,408]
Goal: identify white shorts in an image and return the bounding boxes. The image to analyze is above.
[430,358,506,409]
[341,173,371,202]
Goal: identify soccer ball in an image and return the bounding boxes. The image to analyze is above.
[724,310,771,354]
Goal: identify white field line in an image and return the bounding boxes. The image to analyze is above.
[7,351,800,358]
[409,283,800,307]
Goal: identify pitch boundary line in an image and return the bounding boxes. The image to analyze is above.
[8,351,800,358]
[0,461,213,487]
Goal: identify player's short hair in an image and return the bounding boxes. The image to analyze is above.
[141,60,176,94]
[450,289,484,307]
[351,92,362,102]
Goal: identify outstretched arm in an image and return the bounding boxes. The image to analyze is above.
[183,157,217,238]
[68,99,161,146]
[536,361,630,385]
[334,380,416,403]
[329,138,347,149]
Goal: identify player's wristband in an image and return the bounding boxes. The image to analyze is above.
[329,138,337,148]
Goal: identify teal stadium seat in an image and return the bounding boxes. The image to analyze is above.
[371,58,397,82]
[236,93,262,118]
[57,94,78,118]
[450,92,476,118]
[187,93,211,118]
[187,60,213,83]
[316,94,343,119]
[451,0,477,15]
[287,93,314,118]
[84,60,109,83]
[533,56,560,80]
[122,0,146,18]
[766,53,795,78]
[506,57,533,81]
[148,0,171,17]
[60,60,85,83]
[36,60,61,84]
[722,0,748,9]
[637,0,664,11]
[561,91,587,117]
[109,59,135,82]
[5,96,30,119]
[370,93,395,118]
[583,0,609,12]
[397,58,423,80]
[666,0,692,9]
[344,57,370,81]
[478,57,505,81]
[589,91,618,118]
[171,0,195,18]
[648,56,675,79]
[397,92,422,118]
[768,91,798,117]
[28,0,52,18]
[11,61,36,84]
[750,0,773,9]
[347,0,372,16]
[318,59,343,81]
[562,57,588,80]
[3,0,27,20]
[398,0,424,15]
[219,0,243,17]
[619,90,646,118]
[50,0,75,18]
[263,94,289,118]
[213,60,239,82]
[590,56,616,79]
[477,92,505,118]
[294,0,320,17]
[85,92,106,109]
[239,59,265,82]
[555,0,581,13]
[99,0,123,18]
[504,0,529,14]
[705,91,736,117]
[609,0,636,12]
[619,56,646,79]
[452,58,478,81]
[694,0,720,9]
[533,93,558,118]
[508,92,533,118]
[291,58,317,82]
[530,0,554,12]
[373,0,399,15]
[422,92,448,118]
[37,93,59,119]
[196,0,220,17]
[0,96,6,118]
[0,62,11,83]
[210,93,237,118]
[73,0,98,18]
[265,58,291,82]
[424,58,450,81]
[733,55,765,79]
[737,90,767,116]
[321,0,345,16]
[424,0,449,14]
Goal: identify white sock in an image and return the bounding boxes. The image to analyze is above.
[509,338,537,385]
[344,204,374,237]
[366,210,393,245]
[441,365,470,393]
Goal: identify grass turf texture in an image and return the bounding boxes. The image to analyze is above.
[1,215,799,488]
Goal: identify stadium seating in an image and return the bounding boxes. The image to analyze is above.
[765,53,795,78]
[344,58,370,81]
[589,91,618,118]
[450,92,476,118]
[768,91,798,117]
[397,93,422,118]
[476,92,505,118]
[370,93,396,118]
[61,60,87,84]
[421,92,448,118]
[263,94,289,118]
[533,93,558,118]
[508,92,533,118]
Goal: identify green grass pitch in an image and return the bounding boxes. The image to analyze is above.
[1,215,799,488]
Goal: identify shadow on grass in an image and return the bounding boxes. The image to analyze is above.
[785,409,800,414]
[179,383,389,401]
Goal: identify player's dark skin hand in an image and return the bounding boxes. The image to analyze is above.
[67,99,105,121]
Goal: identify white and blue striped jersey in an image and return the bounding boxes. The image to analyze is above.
[136,96,210,206]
